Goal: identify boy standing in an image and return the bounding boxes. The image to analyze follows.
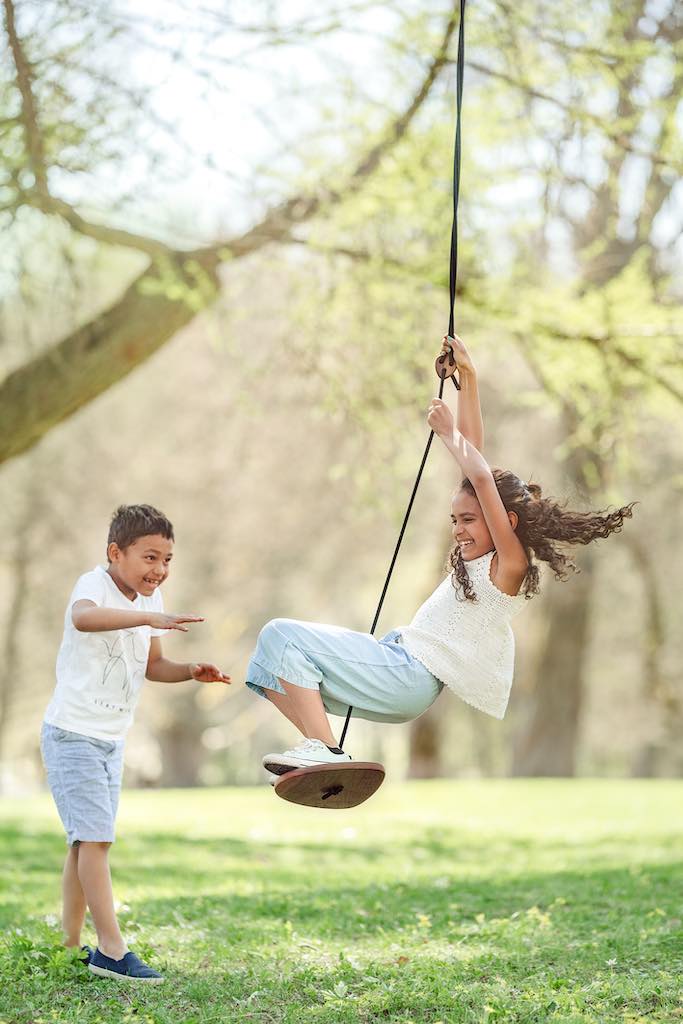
[40,504,230,983]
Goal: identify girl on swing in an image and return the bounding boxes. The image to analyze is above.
[247,335,634,775]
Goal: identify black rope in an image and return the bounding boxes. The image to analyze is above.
[448,0,466,349]
[339,0,467,749]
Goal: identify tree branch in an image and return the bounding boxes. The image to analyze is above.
[194,5,461,256]
[508,332,574,418]
[20,189,176,257]
[3,0,49,193]
[0,5,461,465]
[463,58,682,174]
[521,319,683,407]
[0,251,221,465]
[584,336,683,406]
[4,0,178,259]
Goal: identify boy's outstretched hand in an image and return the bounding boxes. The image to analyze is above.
[191,663,231,684]
[427,397,455,440]
[148,612,205,632]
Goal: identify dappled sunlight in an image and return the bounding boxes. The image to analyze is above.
[1,781,682,1021]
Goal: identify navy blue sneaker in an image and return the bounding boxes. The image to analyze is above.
[79,945,94,964]
[88,948,164,983]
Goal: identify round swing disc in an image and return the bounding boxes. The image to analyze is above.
[273,762,385,809]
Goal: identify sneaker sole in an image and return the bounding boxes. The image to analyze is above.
[263,757,351,775]
[88,964,164,983]
[263,759,301,775]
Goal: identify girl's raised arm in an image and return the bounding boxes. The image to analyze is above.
[428,399,528,593]
[441,335,484,452]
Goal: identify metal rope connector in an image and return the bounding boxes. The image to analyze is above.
[435,337,461,387]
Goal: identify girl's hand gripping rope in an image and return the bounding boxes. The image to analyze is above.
[442,334,476,377]
[427,398,455,441]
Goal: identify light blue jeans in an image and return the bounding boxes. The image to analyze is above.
[246,619,443,724]
[40,722,124,846]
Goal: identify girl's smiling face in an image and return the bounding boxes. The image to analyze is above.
[450,488,494,561]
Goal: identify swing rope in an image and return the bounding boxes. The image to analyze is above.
[339,0,467,749]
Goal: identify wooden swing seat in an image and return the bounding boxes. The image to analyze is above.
[273,761,385,809]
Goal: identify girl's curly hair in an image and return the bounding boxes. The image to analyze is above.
[449,469,635,601]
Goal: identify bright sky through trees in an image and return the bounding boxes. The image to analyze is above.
[66,0,404,239]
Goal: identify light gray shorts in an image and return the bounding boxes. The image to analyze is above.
[247,619,443,724]
[40,722,125,846]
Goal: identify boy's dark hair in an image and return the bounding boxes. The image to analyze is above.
[449,470,635,601]
[107,504,174,557]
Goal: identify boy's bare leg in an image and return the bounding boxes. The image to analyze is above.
[62,845,86,948]
[77,842,127,960]
[278,678,338,747]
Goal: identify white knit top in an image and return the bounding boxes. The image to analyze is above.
[400,550,527,719]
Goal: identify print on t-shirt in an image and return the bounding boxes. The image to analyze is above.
[101,629,148,703]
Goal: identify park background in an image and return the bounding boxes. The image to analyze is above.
[1,0,681,793]
[1,3,682,1023]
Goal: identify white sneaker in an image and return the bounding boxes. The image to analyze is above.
[263,738,352,775]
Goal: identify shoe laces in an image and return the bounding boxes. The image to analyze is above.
[285,738,327,756]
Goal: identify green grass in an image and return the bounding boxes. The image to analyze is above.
[1,780,682,1023]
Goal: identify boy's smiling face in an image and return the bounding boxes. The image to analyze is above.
[107,533,174,601]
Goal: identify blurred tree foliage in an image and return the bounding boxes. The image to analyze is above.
[271,0,683,774]
[1,0,681,780]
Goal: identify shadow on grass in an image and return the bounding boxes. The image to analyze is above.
[2,821,681,947]
[2,818,682,1024]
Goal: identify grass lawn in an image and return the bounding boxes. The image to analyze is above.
[0,779,681,1023]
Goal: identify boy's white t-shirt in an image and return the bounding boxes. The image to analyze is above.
[44,565,167,741]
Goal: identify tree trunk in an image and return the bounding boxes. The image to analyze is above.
[511,547,594,776]
[511,430,603,777]
[156,692,206,787]
[407,706,444,778]
[0,253,221,464]
[468,705,497,777]
[626,535,680,777]
[0,515,32,775]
